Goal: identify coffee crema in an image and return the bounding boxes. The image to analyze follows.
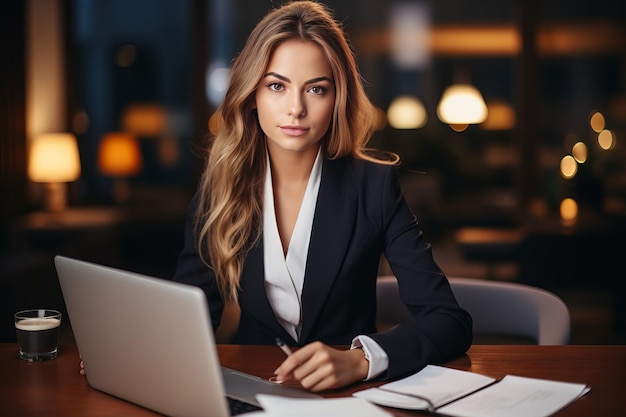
[15,318,61,331]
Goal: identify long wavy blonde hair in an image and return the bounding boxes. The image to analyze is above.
[195,0,398,302]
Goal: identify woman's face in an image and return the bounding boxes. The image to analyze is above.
[255,39,335,157]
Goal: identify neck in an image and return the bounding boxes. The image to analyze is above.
[267,143,320,184]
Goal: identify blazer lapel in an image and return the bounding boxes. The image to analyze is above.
[239,241,294,342]
[238,157,357,345]
[299,157,357,342]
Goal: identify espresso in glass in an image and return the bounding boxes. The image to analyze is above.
[14,309,61,361]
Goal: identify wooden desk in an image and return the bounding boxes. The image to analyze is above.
[0,344,623,416]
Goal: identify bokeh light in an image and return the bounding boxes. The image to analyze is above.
[560,198,578,223]
[589,111,605,133]
[572,142,587,163]
[387,96,427,129]
[597,129,615,150]
[560,155,577,179]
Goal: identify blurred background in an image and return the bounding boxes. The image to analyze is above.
[1,0,625,344]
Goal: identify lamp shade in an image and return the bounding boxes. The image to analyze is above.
[98,132,143,177]
[28,133,81,182]
[437,84,488,125]
[387,96,427,129]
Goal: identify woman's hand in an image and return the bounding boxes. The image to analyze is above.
[272,341,369,392]
[79,354,86,376]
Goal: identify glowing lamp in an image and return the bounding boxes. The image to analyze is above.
[98,132,142,176]
[387,96,427,129]
[98,132,142,202]
[437,84,488,126]
[28,133,81,211]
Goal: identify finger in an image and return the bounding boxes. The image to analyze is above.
[273,344,317,381]
[297,363,334,392]
[290,347,336,389]
[291,348,328,381]
[273,354,299,382]
[297,348,365,392]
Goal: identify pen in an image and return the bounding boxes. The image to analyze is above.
[275,337,293,356]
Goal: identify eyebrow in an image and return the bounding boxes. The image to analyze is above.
[263,72,333,85]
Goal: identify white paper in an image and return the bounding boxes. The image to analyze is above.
[437,375,591,417]
[256,394,393,417]
[353,386,432,410]
[353,365,495,410]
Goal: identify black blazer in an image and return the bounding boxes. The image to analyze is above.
[173,156,472,379]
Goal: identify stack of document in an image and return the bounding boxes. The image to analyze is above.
[353,365,591,417]
[245,365,590,416]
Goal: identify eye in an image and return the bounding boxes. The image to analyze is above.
[308,85,327,95]
[267,82,284,92]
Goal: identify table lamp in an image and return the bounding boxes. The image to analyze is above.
[98,132,143,202]
[28,133,81,211]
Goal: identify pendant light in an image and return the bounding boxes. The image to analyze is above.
[387,95,427,129]
[437,84,488,126]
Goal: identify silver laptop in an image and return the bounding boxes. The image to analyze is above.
[54,255,318,417]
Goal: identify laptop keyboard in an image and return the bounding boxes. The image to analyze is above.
[228,396,263,415]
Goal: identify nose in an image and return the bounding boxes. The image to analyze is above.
[288,92,306,118]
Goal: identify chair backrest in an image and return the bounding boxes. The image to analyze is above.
[376,275,570,345]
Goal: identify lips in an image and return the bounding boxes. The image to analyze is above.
[280,126,309,136]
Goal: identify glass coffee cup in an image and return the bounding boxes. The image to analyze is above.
[14,309,62,361]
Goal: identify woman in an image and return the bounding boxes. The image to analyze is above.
[174,0,472,392]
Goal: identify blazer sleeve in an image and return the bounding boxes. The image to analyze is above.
[171,194,224,330]
[367,166,473,379]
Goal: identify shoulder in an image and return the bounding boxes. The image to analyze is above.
[322,156,399,194]
[319,157,404,214]
[321,156,412,226]
[325,155,397,178]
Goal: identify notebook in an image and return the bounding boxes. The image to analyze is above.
[54,255,318,417]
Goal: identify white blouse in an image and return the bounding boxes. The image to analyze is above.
[262,149,388,380]
[263,150,322,341]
